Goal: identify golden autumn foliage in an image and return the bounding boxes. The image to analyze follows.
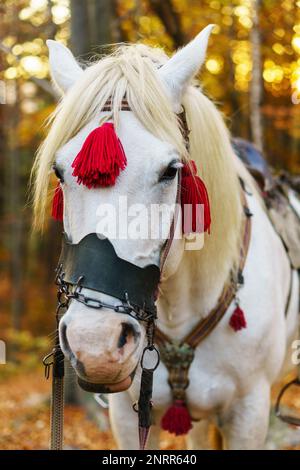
[0,0,300,450]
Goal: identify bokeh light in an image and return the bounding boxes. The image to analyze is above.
[206,56,224,74]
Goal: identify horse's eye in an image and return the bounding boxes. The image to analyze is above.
[159,165,178,182]
[53,164,64,183]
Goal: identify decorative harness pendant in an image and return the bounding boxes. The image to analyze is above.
[156,185,252,436]
[160,342,194,436]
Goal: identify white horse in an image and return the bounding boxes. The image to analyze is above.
[32,26,299,449]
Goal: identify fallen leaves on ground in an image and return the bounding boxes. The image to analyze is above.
[0,367,185,450]
[0,367,299,450]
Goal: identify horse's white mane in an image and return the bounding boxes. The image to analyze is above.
[182,87,243,290]
[32,42,242,278]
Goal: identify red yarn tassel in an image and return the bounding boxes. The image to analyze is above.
[72,122,127,188]
[161,400,192,436]
[181,160,211,234]
[229,305,247,332]
[51,183,64,221]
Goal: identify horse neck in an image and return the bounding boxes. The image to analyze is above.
[157,173,243,340]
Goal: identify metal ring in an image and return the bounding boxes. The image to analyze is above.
[275,379,300,426]
[42,351,54,379]
[140,345,160,372]
[132,402,138,413]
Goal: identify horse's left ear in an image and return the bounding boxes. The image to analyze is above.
[46,40,84,95]
[158,25,215,112]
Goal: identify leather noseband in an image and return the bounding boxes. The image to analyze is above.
[60,233,161,317]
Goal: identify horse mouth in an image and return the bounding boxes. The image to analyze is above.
[76,367,137,393]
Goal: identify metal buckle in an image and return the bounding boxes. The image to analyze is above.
[43,351,54,379]
[94,393,109,409]
[275,378,300,426]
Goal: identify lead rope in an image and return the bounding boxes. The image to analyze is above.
[43,265,68,450]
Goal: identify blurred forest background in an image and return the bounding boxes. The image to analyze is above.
[1,0,300,340]
[0,0,300,450]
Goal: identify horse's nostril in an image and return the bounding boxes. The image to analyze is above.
[118,322,139,348]
[59,321,74,362]
[76,359,86,377]
[60,321,67,347]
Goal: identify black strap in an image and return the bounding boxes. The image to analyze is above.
[60,233,160,315]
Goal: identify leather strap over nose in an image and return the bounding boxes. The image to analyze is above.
[60,233,161,316]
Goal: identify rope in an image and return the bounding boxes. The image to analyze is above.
[50,376,64,450]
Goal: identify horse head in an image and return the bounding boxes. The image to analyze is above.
[34,26,214,392]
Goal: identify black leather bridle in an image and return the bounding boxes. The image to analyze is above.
[60,233,161,320]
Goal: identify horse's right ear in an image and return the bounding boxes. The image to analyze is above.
[158,25,214,113]
[46,40,83,95]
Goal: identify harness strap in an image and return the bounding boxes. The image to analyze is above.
[102,99,131,112]
[155,188,252,351]
[159,170,182,272]
[284,267,294,317]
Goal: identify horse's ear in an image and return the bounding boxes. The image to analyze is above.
[158,25,215,112]
[46,40,83,95]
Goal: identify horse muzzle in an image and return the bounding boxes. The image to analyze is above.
[56,232,160,393]
[59,307,143,392]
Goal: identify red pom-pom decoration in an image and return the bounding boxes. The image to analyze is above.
[229,305,247,332]
[181,160,211,234]
[161,400,192,436]
[51,183,64,221]
[72,122,127,188]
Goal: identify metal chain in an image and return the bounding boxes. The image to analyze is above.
[67,281,156,322]
[43,265,160,451]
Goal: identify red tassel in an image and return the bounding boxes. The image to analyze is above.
[229,305,247,331]
[72,122,127,188]
[161,400,192,436]
[51,183,64,221]
[181,160,211,234]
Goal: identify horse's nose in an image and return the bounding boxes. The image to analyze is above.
[118,321,140,348]
[59,319,76,363]
[58,310,143,384]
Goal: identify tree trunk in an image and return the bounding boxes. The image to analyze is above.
[88,0,113,48]
[148,0,185,48]
[70,0,114,56]
[5,82,23,331]
[228,16,242,138]
[250,0,264,152]
[70,0,90,57]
